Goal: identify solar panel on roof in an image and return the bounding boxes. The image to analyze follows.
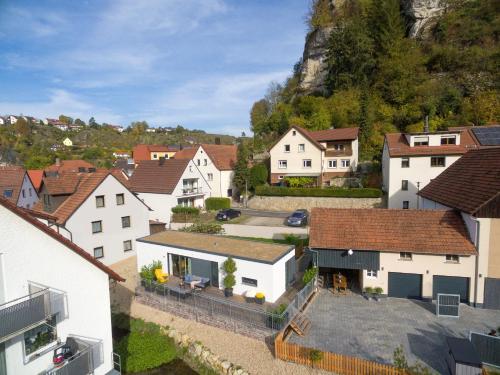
[471,127,500,146]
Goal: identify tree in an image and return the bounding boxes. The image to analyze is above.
[59,114,73,124]
[358,90,375,160]
[14,117,31,138]
[74,118,86,126]
[232,141,250,194]
[249,163,268,190]
[250,99,270,135]
[130,121,149,137]
[369,0,405,56]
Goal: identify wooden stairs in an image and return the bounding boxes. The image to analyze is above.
[289,312,311,337]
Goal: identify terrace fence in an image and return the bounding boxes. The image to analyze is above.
[470,331,500,368]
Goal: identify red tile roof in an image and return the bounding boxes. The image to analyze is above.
[0,166,27,203]
[129,159,190,194]
[45,160,95,173]
[172,147,198,160]
[43,172,82,195]
[0,196,124,281]
[309,127,359,142]
[132,144,174,162]
[309,208,476,255]
[385,130,478,157]
[174,144,237,171]
[27,170,44,191]
[419,148,500,215]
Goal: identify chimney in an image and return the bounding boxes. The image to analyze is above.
[159,157,166,166]
[55,158,61,166]
[424,115,429,133]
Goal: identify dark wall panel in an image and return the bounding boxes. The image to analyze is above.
[484,278,500,310]
[315,249,380,270]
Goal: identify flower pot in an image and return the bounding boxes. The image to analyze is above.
[256,297,265,305]
[224,288,233,297]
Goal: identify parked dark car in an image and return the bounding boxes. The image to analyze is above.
[216,209,241,221]
[286,209,309,227]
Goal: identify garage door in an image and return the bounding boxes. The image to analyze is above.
[433,275,469,303]
[388,272,422,299]
[484,278,500,310]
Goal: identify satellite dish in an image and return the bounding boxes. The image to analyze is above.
[348,249,354,256]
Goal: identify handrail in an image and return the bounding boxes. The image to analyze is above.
[0,288,49,310]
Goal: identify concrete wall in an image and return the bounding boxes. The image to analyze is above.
[248,195,382,211]
[0,204,114,375]
[66,174,150,265]
[136,240,294,303]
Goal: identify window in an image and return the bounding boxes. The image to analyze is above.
[278,175,284,180]
[284,144,290,152]
[29,188,32,197]
[93,246,104,258]
[431,156,446,167]
[402,201,409,209]
[121,216,131,228]
[298,144,305,152]
[445,254,459,263]
[22,189,26,198]
[153,153,158,159]
[401,157,410,168]
[123,240,132,252]
[328,160,337,168]
[3,189,13,198]
[400,252,412,260]
[24,315,57,357]
[334,144,344,151]
[402,180,409,191]
[441,136,456,145]
[207,173,213,181]
[303,159,312,168]
[414,136,429,146]
[92,220,102,233]
[204,159,208,166]
[43,194,51,207]
[227,189,233,197]
[197,159,200,166]
[278,160,287,169]
[95,195,105,208]
[367,270,377,279]
[116,193,125,205]
[242,277,258,287]
[292,130,296,136]
[341,159,350,168]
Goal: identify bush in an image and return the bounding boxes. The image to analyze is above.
[171,206,200,215]
[222,257,237,289]
[255,185,382,198]
[180,223,224,234]
[302,267,318,284]
[205,197,230,211]
[249,163,268,190]
[223,274,236,289]
[284,176,316,188]
[140,260,163,282]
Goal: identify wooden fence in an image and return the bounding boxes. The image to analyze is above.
[275,332,405,375]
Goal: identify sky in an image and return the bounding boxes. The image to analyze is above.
[0,0,308,135]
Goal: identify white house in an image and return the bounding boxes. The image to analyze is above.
[136,231,296,303]
[419,147,500,309]
[0,196,123,375]
[7,115,18,125]
[382,128,479,209]
[0,167,39,209]
[269,125,359,186]
[129,159,210,225]
[35,170,150,265]
[174,144,237,198]
[62,137,72,147]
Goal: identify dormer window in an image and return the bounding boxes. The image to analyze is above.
[414,136,429,146]
[441,135,456,145]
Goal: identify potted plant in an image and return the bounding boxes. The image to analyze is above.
[222,257,237,297]
[374,287,384,301]
[255,292,265,304]
[363,286,374,300]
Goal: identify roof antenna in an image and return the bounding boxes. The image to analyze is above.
[424,115,429,133]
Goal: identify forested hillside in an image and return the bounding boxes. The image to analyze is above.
[250,0,499,160]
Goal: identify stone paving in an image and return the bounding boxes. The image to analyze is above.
[289,289,500,374]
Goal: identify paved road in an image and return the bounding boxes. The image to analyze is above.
[238,208,291,218]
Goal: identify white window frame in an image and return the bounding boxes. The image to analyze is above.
[366,270,378,279]
[341,159,350,168]
[414,136,429,146]
[401,157,410,168]
[298,144,305,152]
[400,252,412,261]
[328,160,337,169]
[440,135,456,145]
[207,173,213,181]
[278,160,287,169]
[431,156,446,167]
[303,159,312,168]
[445,254,459,263]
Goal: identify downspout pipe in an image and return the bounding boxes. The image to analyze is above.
[471,216,481,307]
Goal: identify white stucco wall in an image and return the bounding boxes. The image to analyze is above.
[0,204,114,375]
[190,146,234,198]
[65,175,150,265]
[16,174,38,209]
[136,240,294,303]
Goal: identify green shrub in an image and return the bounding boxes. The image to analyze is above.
[374,287,383,295]
[284,176,316,188]
[255,185,382,198]
[180,222,224,234]
[223,273,236,289]
[139,260,163,282]
[364,286,374,294]
[222,257,237,289]
[309,349,323,365]
[171,205,200,215]
[302,267,318,284]
[249,163,268,190]
[205,197,231,211]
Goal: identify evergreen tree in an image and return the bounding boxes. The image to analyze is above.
[358,89,374,160]
[233,141,250,194]
[369,0,405,55]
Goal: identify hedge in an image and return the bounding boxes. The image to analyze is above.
[205,197,231,211]
[255,185,382,198]
[171,206,200,215]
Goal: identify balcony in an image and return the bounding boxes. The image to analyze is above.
[0,288,66,343]
[45,335,104,375]
[180,186,203,196]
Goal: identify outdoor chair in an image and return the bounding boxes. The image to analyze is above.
[154,268,169,283]
[184,274,210,289]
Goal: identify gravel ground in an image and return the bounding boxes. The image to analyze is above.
[241,216,288,226]
[110,256,330,375]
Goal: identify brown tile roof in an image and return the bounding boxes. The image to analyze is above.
[43,172,82,195]
[201,144,237,170]
[0,196,124,281]
[27,170,44,191]
[133,144,175,162]
[385,130,478,157]
[309,208,476,255]
[0,166,27,203]
[309,127,359,141]
[138,230,293,264]
[129,159,190,194]
[110,168,130,188]
[419,148,500,215]
[45,159,95,173]
[173,147,198,160]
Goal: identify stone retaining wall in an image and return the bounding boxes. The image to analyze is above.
[248,195,383,211]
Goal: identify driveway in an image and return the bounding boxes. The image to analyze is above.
[290,290,500,374]
[241,216,288,226]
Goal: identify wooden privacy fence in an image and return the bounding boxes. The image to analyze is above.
[275,332,404,375]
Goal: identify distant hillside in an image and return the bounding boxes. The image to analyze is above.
[250,0,499,161]
[0,120,237,169]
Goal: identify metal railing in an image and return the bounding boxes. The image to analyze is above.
[138,276,317,337]
[0,288,66,343]
[181,187,202,195]
[470,331,500,368]
[46,335,103,375]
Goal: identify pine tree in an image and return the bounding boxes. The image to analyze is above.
[233,141,250,194]
[369,0,405,55]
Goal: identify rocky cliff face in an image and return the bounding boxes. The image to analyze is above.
[297,0,445,95]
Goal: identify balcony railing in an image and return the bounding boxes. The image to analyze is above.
[181,187,203,196]
[46,335,104,375]
[0,288,66,343]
